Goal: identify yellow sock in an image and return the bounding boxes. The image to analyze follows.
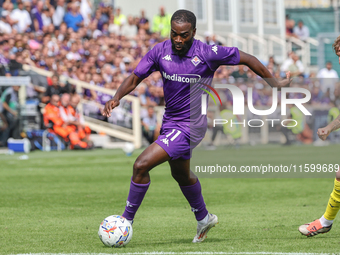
[324,178,340,221]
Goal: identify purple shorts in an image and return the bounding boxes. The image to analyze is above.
[155,122,205,160]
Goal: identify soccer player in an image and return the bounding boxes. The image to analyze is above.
[298,36,340,237]
[103,10,291,243]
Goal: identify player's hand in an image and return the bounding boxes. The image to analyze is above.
[103,98,120,117]
[277,71,292,89]
[317,126,332,141]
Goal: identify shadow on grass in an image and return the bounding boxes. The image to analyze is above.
[122,234,340,248]
[124,237,226,247]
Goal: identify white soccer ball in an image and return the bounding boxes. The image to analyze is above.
[98,215,133,247]
[123,142,134,156]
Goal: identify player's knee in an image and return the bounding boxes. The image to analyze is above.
[133,158,149,177]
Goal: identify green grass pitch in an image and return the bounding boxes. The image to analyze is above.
[1,144,340,254]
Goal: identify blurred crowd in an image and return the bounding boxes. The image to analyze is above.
[213,52,340,109]
[0,1,339,147]
[285,15,310,41]
[0,0,173,147]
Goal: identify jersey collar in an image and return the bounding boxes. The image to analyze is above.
[171,39,196,58]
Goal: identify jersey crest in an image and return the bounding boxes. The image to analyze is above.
[191,56,201,66]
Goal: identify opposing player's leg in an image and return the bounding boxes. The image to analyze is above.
[122,142,170,222]
[299,169,340,237]
[169,159,218,243]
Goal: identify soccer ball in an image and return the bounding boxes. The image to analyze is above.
[98,215,133,247]
[122,142,134,156]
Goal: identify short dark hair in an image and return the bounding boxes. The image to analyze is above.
[171,9,196,30]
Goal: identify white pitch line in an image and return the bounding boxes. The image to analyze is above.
[12,252,333,255]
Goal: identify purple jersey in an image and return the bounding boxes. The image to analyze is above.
[134,39,239,124]
[134,39,240,159]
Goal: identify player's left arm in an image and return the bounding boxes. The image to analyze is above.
[238,50,291,89]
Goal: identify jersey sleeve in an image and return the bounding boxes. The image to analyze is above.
[204,45,240,71]
[133,44,160,80]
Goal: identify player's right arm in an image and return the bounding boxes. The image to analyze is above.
[102,74,143,117]
[102,43,161,117]
[318,114,340,140]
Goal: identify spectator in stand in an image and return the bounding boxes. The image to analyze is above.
[266,56,279,72]
[0,85,20,146]
[211,34,222,46]
[102,63,114,83]
[293,20,310,41]
[317,61,339,100]
[285,14,296,38]
[281,104,313,145]
[113,7,126,26]
[100,3,111,26]
[41,6,54,31]
[204,31,214,45]
[42,73,71,103]
[59,92,71,120]
[63,1,83,32]
[204,32,222,46]
[8,51,25,76]
[287,53,304,77]
[66,42,81,61]
[280,52,294,73]
[281,52,304,77]
[0,11,12,34]
[24,1,35,32]
[121,15,138,39]
[311,86,323,105]
[3,2,17,29]
[68,93,92,145]
[93,8,105,32]
[10,1,32,33]
[52,0,65,29]
[43,94,90,149]
[80,0,92,27]
[32,0,44,32]
[108,13,119,35]
[142,105,160,144]
[59,93,92,144]
[231,65,248,80]
[138,9,149,33]
[152,6,171,38]
[135,82,149,107]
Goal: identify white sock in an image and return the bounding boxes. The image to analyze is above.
[320,215,333,227]
[198,213,209,225]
